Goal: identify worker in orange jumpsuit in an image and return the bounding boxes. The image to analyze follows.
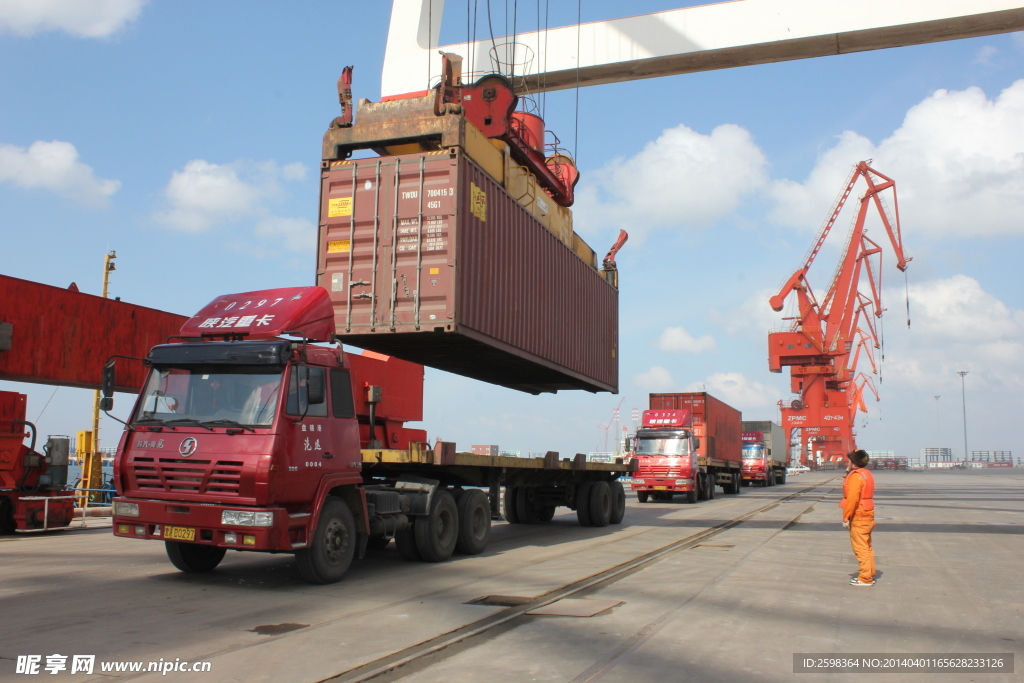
[840,449,876,586]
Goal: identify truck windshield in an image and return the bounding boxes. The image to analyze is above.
[743,445,765,460]
[132,366,284,428]
[636,437,690,457]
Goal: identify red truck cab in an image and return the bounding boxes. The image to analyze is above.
[630,409,699,504]
[110,286,425,583]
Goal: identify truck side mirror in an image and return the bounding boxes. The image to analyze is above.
[99,397,114,411]
[101,360,116,398]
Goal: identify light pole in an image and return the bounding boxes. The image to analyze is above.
[957,372,968,465]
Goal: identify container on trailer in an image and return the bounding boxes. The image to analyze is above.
[471,445,499,457]
[741,420,786,465]
[316,148,618,394]
[649,392,742,466]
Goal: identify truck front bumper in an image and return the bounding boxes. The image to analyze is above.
[631,478,693,492]
[742,472,767,481]
[112,497,294,552]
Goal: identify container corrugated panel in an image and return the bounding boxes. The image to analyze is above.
[0,274,188,392]
[649,393,742,466]
[317,149,617,394]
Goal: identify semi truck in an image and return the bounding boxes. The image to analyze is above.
[741,420,788,486]
[108,286,631,584]
[630,392,743,504]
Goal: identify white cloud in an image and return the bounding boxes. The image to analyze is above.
[632,366,676,392]
[684,372,780,410]
[882,275,1024,391]
[709,288,786,340]
[255,216,316,252]
[574,123,768,238]
[154,159,312,253]
[768,80,1024,238]
[972,45,999,65]
[0,140,120,207]
[654,326,716,354]
[0,0,145,38]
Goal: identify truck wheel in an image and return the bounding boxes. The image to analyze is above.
[503,486,521,524]
[636,491,649,503]
[697,475,708,501]
[778,469,787,485]
[0,497,14,535]
[165,541,226,573]
[455,489,490,555]
[767,471,775,487]
[733,472,742,494]
[588,481,612,527]
[395,524,421,561]
[295,497,357,584]
[414,489,458,562]
[515,488,540,524]
[575,482,594,526]
[609,481,626,525]
[685,490,698,504]
[707,475,715,499]
[534,504,557,522]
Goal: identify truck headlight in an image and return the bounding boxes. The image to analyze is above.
[114,501,140,517]
[675,479,691,486]
[221,510,274,527]
[632,479,644,485]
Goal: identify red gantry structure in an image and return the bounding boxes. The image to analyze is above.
[767,162,911,466]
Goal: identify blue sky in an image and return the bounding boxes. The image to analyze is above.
[2,1,1022,463]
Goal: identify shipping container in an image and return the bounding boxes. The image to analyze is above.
[471,445,499,457]
[316,148,618,394]
[649,393,742,467]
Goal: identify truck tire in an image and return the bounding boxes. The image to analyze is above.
[609,481,626,525]
[707,474,716,499]
[0,497,14,535]
[697,474,708,501]
[767,470,775,487]
[575,482,594,526]
[165,541,226,573]
[455,489,490,555]
[534,504,557,522]
[636,491,649,503]
[295,497,357,584]
[414,489,458,562]
[778,469,787,485]
[515,488,540,524]
[685,489,698,504]
[395,524,421,561]
[503,486,521,524]
[588,481,612,527]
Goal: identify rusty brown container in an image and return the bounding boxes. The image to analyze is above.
[316,149,618,394]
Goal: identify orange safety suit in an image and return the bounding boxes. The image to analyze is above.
[839,467,876,583]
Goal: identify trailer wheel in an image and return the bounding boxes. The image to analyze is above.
[414,489,458,562]
[455,489,490,555]
[0,497,14,535]
[515,488,540,524]
[395,524,421,561]
[575,482,594,526]
[588,481,612,527]
[707,475,715,499]
[534,505,556,522]
[636,491,649,503]
[503,486,521,524]
[609,481,626,524]
[778,469,787,485]
[165,541,226,573]
[295,497,356,584]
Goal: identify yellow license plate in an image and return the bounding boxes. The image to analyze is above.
[654,486,668,490]
[165,526,195,541]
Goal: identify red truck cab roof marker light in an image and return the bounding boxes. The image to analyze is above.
[641,409,691,428]
[180,286,336,342]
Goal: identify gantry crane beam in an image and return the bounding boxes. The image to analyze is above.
[383,0,1024,98]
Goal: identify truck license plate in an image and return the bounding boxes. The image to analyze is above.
[164,526,195,541]
[654,486,667,490]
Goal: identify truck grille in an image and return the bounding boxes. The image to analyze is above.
[130,457,244,496]
[639,466,676,477]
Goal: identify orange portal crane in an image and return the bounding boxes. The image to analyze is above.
[767,162,911,466]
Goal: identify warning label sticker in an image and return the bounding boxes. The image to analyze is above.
[327,240,351,253]
[328,197,353,217]
[470,183,486,222]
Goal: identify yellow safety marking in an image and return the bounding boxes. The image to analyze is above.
[429,267,440,275]
[327,240,351,253]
